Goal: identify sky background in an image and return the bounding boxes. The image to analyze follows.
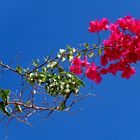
[0,0,140,140]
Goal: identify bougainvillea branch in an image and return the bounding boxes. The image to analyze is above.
[0,15,140,125]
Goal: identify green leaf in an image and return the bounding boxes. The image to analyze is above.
[59,49,66,54]
[45,71,85,97]
[76,52,81,58]
[27,73,35,85]
[88,52,94,57]
[47,61,58,68]
[0,101,10,116]
[83,43,89,49]
[0,89,11,103]
[15,104,22,113]
[59,102,66,110]
[98,48,103,55]
[16,65,22,73]
[38,72,47,83]
[32,59,40,67]
[58,66,64,73]
[26,101,31,105]
[67,45,72,50]
[93,44,97,47]
[61,57,66,62]
[76,78,85,87]
[67,54,74,61]
[42,66,47,72]
[67,45,76,54]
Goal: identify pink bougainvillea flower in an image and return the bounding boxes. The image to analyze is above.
[70,16,140,82]
[85,63,102,84]
[125,52,138,63]
[70,65,82,75]
[81,56,90,67]
[109,23,120,34]
[121,66,136,79]
[70,56,92,76]
[88,18,109,33]
[87,16,140,81]
[116,60,126,71]
[70,56,90,75]
[108,63,118,76]
[100,68,108,74]
[71,57,83,66]
[100,18,109,30]
[88,20,98,32]
[117,16,140,36]
[135,48,140,60]
[109,32,122,42]
[103,39,111,47]
[92,72,102,84]
[100,54,108,66]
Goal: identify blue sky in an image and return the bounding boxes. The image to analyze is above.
[0,0,140,140]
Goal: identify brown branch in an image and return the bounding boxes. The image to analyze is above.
[26,46,104,75]
[8,101,57,111]
[0,61,25,76]
[0,45,104,78]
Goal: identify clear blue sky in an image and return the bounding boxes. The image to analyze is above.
[0,0,140,140]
